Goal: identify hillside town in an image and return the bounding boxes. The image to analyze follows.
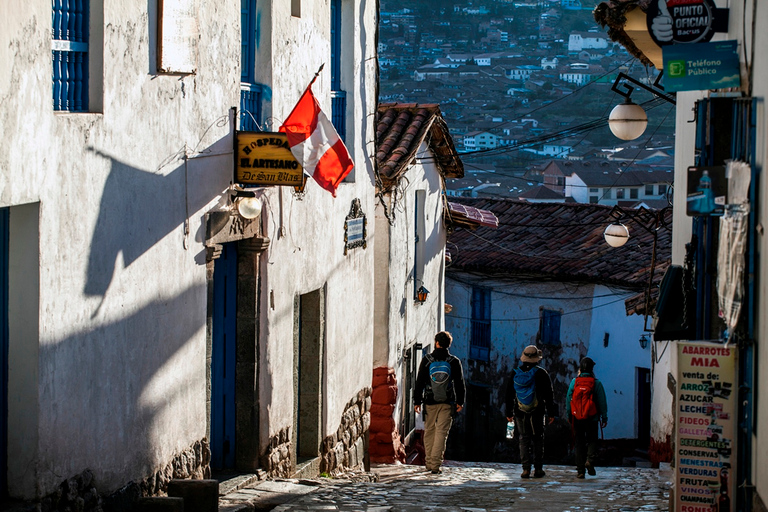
[379,0,676,205]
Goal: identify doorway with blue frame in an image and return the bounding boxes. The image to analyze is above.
[211,242,238,469]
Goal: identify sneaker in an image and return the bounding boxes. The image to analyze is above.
[577,472,585,479]
[520,469,531,479]
[585,461,596,476]
[533,469,546,478]
[431,469,442,474]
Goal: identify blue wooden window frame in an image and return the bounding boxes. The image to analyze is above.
[540,309,561,346]
[330,0,346,141]
[241,0,256,83]
[239,0,263,131]
[470,287,491,361]
[53,0,89,112]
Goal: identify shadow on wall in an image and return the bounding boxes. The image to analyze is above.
[84,134,230,302]
[37,283,207,494]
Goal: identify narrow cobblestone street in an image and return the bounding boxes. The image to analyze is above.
[219,461,672,511]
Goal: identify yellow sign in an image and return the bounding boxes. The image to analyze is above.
[235,132,304,186]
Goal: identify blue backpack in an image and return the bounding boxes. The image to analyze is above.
[513,367,539,412]
[425,354,453,403]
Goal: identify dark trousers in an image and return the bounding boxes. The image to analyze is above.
[573,418,599,472]
[515,409,545,470]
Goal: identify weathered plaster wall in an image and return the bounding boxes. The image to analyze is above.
[733,0,768,503]
[0,0,240,498]
[386,143,447,424]
[253,0,378,460]
[587,285,651,440]
[445,276,650,439]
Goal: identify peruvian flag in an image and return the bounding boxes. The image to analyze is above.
[279,82,354,197]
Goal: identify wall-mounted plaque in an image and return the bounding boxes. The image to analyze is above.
[235,132,304,186]
[344,198,367,255]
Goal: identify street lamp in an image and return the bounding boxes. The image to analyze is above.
[609,72,676,141]
[603,205,671,331]
[604,221,630,247]
[609,99,648,141]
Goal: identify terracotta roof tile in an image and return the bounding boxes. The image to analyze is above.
[446,198,671,310]
[376,103,464,192]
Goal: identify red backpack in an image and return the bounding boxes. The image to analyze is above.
[571,376,598,420]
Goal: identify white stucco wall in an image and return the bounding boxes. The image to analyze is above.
[1,0,239,498]
[253,0,378,450]
[445,276,651,440]
[372,140,447,432]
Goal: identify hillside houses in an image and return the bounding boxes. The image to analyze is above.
[379,0,675,190]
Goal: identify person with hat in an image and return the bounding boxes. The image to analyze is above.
[566,357,608,479]
[504,345,558,478]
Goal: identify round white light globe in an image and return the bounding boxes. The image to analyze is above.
[604,222,630,247]
[608,101,648,141]
[237,197,262,219]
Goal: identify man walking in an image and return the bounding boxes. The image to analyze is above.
[567,357,608,479]
[414,331,466,475]
[505,345,558,479]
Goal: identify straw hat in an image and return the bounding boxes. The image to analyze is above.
[520,345,542,363]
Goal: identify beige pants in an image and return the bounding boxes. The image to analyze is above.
[423,403,454,471]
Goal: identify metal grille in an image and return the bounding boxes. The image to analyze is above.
[331,91,346,142]
[52,0,89,112]
[239,84,262,131]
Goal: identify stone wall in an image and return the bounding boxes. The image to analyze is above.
[35,439,210,512]
[321,388,372,475]
[261,426,293,478]
[260,388,372,478]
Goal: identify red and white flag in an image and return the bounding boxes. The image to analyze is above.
[279,84,354,197]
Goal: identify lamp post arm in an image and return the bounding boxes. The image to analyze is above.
[611,72,676,105]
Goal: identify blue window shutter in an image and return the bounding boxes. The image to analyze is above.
[330,0,346,140]
[330,0,341,91]
[52,0,89,112]
[241,0,256,83]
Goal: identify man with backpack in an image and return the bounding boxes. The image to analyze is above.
[566,357,608,479]
[504,345,558,479]
[413,331,466,475]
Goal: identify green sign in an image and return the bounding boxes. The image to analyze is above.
[663,40,740,92]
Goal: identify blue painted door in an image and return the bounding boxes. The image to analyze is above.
[211,243,237,469]
[0,208,8,497]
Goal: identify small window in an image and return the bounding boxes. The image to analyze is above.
[470,287,491,361]
[589,196,599,204]
[53,1,90,111]
[291,0,301,17]
[659,184,668,196]
[589,188,599,194]
[630,188,638,199]
[645,184,654,195]
[539,308,561,346]
[616,188,625,199]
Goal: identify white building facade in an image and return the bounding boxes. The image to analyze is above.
[0,0,377,505]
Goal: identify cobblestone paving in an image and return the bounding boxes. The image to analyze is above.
[220,461,672,512]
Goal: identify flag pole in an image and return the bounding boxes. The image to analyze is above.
[307,63,325,90]
[280,64,325,132]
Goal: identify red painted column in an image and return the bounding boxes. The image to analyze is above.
[369,367,406,463]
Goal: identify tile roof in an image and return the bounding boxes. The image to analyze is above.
[446,201,499,229]
[376,103,464,193]
[446,197,672,313]
[518,185,565,200]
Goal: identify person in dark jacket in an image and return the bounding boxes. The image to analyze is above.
[566,357,608,478]
[413,331,466,475]
[504,345,558,479]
